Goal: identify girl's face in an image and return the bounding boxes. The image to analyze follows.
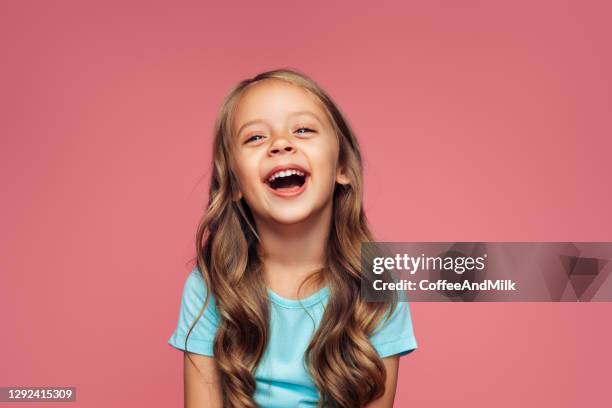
[231,79,349,226]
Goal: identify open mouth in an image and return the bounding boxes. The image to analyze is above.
[267,173,306,192]
[264,168,310,197]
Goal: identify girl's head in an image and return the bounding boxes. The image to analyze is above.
[191,68,396,407]
[229,76,351,228]
[212,69,364,233]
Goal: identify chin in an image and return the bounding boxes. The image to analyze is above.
[267,208,314,225]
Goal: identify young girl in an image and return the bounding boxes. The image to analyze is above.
[168,69,417,407]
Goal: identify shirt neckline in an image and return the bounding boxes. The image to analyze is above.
[267,286,329,309]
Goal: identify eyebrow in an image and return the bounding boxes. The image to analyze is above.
[236,110,323,137]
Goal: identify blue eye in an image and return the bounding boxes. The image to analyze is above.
[245,135,264,144]
[295,127,314,134]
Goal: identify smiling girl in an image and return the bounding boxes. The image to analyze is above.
[168,69,417,407]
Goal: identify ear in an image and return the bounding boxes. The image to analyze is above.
[230,172,243,201]
[335,164,351,186]
[232,189,243,202]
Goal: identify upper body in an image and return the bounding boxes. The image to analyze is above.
[169,68,418,407]
[168,266,418,407]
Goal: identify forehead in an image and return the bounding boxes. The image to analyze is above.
[232,79,329,132]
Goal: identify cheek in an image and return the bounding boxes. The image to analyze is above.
[238,170,259,192]
[232,157,258,191]
[235,153,257,180]
[306,140,339,177]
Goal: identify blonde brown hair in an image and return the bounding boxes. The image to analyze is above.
[185,68,397,407]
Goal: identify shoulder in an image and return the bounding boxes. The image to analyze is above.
[186,265,214,297]
[368,295,418,358]
[185,265,219,313]
[182,265,218,309]
[168,265,220,356]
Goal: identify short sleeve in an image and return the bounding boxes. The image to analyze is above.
[167,266,220,356]
[369,295,418,358]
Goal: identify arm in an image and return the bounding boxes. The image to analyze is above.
[363,355,400,408]
[184,352,223,408]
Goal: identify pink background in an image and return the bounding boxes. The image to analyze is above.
[1,1,611,407]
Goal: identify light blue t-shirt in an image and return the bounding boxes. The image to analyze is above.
[168,266,417,407]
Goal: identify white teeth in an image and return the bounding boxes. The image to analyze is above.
[267,169,305,183]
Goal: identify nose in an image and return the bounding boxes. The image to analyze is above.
[267,135,296,156]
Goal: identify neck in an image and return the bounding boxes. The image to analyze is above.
[254,201,333,292]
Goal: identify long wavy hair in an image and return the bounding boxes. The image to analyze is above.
[184,68,398,407]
